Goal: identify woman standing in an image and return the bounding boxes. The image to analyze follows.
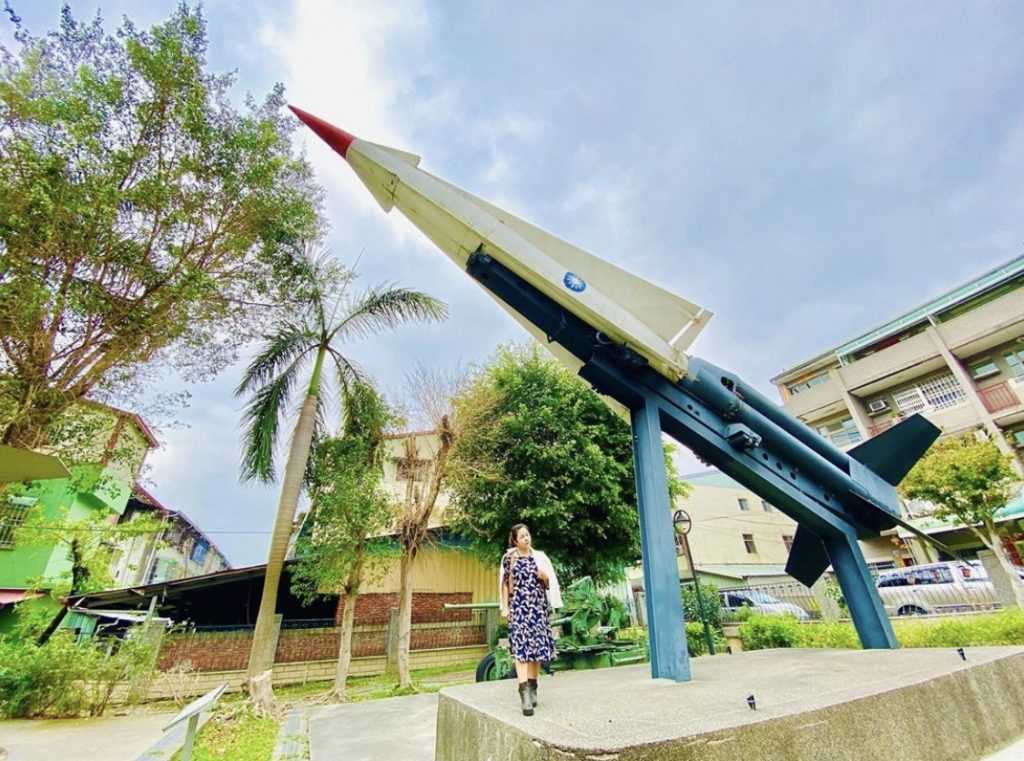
[499,523,561,716]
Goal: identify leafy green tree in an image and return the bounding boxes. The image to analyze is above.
[236,252,445,681]
[291,381,398,699]
[447,346,687,585]
[900,434,1024,607]
[0,3,325,451]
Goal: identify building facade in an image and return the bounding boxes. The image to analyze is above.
[110,485,230,589]
[625,469,903,596]
[772,254,1024,563]
[0,404,158,632]
[771,254,1024,464]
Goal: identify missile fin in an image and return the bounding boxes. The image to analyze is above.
[362,141,422,167]
[455,187,712,353]
[785,526,831,587]
[847,414,941,487]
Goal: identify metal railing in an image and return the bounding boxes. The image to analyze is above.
[719,581,822,622]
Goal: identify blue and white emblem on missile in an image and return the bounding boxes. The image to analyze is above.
[563,272,586,293]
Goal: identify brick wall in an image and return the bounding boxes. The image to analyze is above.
[134,644,491,703]
[157,618,485,673]
[335,591,473,625]
[157,630,253,672]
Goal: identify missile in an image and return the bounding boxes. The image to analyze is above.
[293,106,948,650]
[288,106,711,388]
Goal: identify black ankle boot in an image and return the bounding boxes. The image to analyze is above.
[528,678,538,707]
[518,682,534,716]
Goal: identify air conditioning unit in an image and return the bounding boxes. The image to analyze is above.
[867,399,890,415]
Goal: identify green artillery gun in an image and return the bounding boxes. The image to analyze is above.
[452,577,649,682]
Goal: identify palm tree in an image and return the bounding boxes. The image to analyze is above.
[237,252,446,681]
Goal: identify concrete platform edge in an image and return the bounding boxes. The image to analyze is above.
[435,649,1024,761]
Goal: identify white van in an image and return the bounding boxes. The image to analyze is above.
[875,561,1001,616]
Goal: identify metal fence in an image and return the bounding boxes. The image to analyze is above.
[716,560,1024,624]
[719,581,824,623]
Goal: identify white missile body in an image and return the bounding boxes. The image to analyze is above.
[291,107,711,383]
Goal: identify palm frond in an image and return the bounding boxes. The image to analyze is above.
[239,356,306,483]
[235,325,314,396]
[330,285,447,343]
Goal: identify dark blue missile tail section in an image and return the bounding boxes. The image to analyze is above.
[466,249,943,681]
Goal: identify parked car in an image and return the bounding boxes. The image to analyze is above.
[720,589,811,620]
[875,561,1004,616]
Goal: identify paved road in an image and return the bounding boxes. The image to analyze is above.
[309,693,439,761]
[0,711,175,761]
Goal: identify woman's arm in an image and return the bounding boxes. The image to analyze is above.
[500,554,511,617]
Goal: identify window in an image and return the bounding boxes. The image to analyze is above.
[1006,350,1024,379]
[1012,430,1024,448]
[786,372,830,396]
[737,498,750,512]
[190,540,209,565]
[817,417,862,447]
[782,534,794,553]
[969,359,999,380]
[742,533,757,554]
[918,374,967,410]
[762,500,774,513]
[892,374,966,414]
[0,497,36,549]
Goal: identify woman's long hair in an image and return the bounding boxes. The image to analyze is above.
[507,523,529,549]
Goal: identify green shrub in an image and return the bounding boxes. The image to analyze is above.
[685,622,726,657]
[737,610,1024,652]
[796,620,861,649]
[682,582,722,630]
[738,615,801,650]
[894,610,1024,648]
[0,632,155,718]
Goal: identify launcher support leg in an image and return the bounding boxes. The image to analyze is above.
[825,530,898,649]
[631,398,691,682]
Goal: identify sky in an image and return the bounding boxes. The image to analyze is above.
[5,2,1024,567]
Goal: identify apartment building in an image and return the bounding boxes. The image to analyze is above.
[111,485,230,588]
[772,254,1024,467]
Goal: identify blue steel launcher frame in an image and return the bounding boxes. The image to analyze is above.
[467,248,945,683]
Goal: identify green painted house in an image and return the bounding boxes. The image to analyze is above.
[0,404,158,634]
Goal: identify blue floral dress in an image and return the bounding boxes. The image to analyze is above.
[503,551,557,663]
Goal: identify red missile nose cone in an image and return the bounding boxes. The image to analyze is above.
[289,105,356,159]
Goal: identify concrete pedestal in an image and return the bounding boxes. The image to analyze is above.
[435,647,1024,761]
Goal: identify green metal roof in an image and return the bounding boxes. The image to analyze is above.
[774,252,1024,381]
[898,493,1024,536]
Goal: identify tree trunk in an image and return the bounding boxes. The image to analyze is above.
[245,388,321,680]
[984,524,1024,608]
[333,552,364,699]
[396,548,415,687]
[395,417,454,688]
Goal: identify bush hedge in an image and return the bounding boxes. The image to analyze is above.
[0,632,155,718]
[738,610,1024,652]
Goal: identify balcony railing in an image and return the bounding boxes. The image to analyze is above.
[979,381,1021,414]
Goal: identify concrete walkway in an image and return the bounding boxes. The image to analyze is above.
[309,693,439,761]
[0,711,175,761]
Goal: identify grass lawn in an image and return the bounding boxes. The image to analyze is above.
[166,659,479,761]
[169,695,278,761]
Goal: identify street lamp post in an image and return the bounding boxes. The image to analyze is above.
[673,509,715,656]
